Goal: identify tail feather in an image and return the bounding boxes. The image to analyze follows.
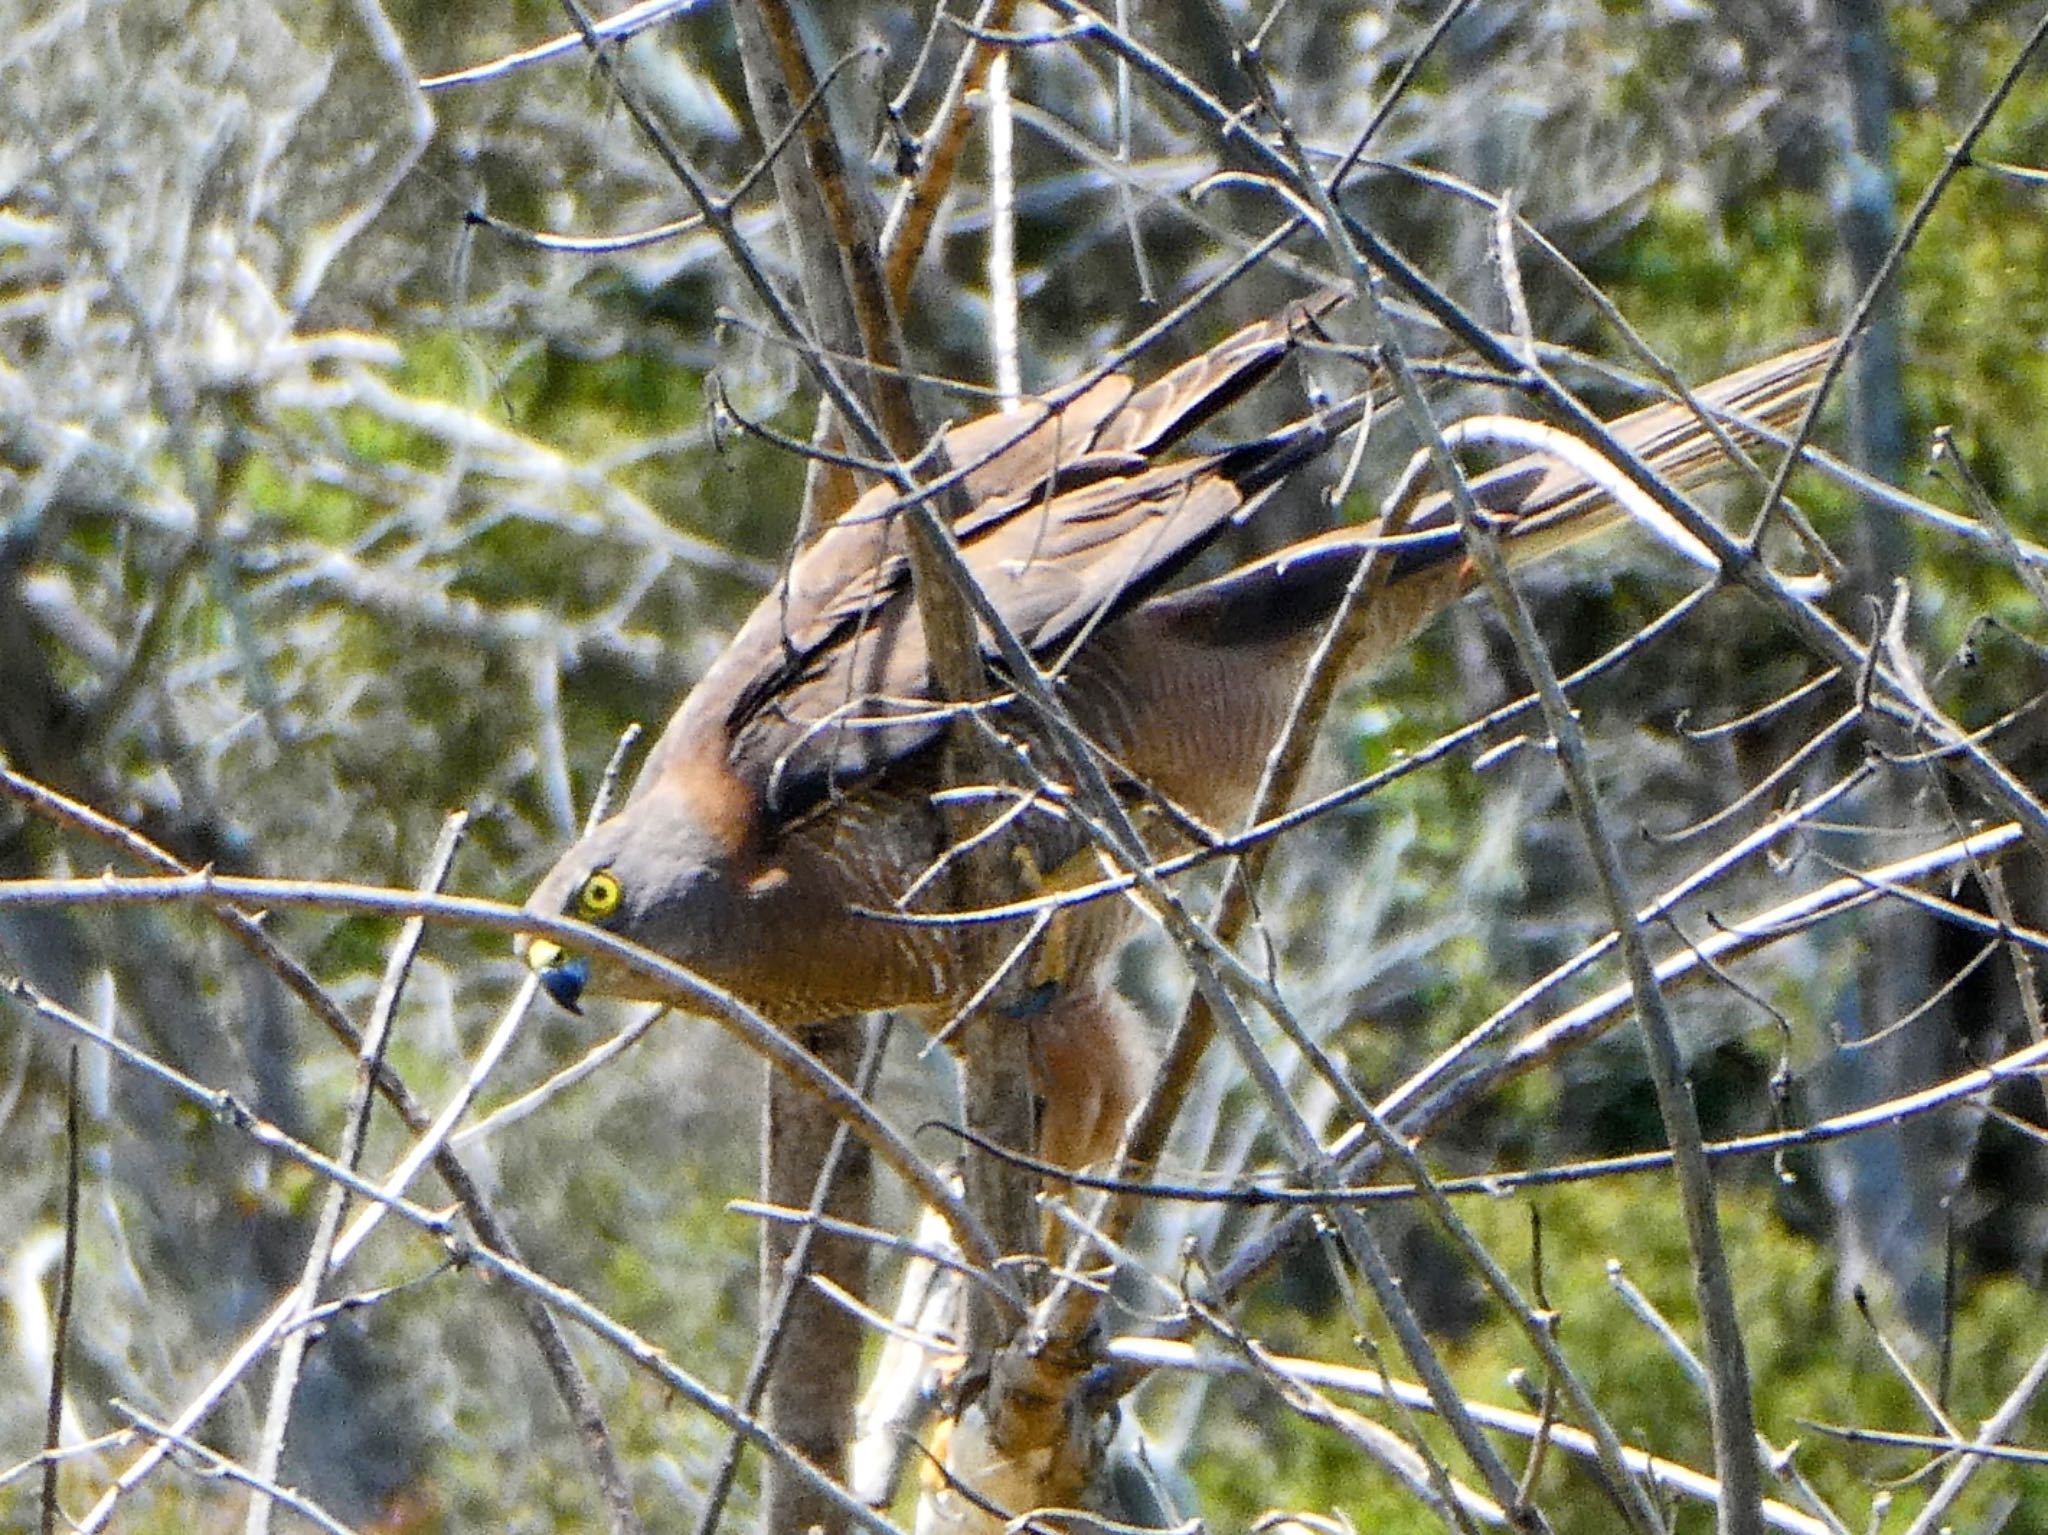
[1456,338,1833,548]
[1150,340,1834,649]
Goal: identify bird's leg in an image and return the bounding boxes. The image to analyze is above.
[1025,982,1153,1178]
[996,844,1154,1183]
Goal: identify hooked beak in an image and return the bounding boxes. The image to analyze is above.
[522,938,590,1016]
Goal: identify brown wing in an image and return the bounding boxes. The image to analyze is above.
[639,294,1349,824]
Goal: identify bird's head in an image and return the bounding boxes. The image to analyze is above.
[517,785,750,1014]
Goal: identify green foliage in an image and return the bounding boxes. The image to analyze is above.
[1185,1173,2046,1533]
[1599,190,1830,365]
[241,449,368,542]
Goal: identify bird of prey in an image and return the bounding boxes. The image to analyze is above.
[519,296,1828,1171]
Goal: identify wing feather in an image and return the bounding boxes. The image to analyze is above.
[647,298,1343,821]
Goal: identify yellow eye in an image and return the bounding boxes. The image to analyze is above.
[576,870,622,920]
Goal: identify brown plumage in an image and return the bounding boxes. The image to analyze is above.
[520,299,1828,1170]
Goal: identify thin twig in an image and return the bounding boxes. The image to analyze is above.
[1896,1340,2048,1535]
[245,814,472,1535]
[694,1020,892,1535]
[39,1047,81,1535]
[0,767,650,1533]
[5,975,915,1535]
[1110,1339,1834,1535]
[111,1404,364,1535]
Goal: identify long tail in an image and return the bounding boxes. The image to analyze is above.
[1401,338,1834,570]
[1150,340,1833,651]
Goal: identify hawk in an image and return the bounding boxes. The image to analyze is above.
[520,297,1826,1171]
